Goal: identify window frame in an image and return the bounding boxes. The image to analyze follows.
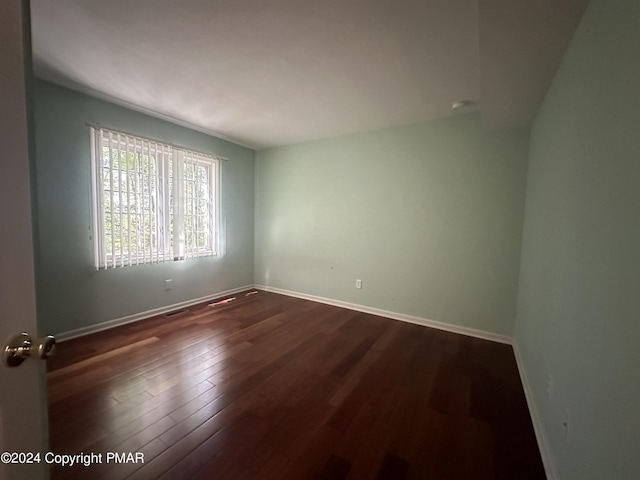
[90,127,221,269]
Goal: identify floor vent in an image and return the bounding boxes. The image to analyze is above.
[165,308,187,317]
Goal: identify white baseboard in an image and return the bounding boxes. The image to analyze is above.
[56,284,254,342]
[513,341,558,480]
[254,284,513,345]
[58,283,512,345]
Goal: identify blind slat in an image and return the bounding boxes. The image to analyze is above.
[108,131,115,268]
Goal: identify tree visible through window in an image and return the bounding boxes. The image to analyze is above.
[90,127,220,268]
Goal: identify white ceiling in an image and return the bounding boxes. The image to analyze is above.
[30,0,589,150]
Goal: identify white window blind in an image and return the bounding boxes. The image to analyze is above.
[90,127,220,269]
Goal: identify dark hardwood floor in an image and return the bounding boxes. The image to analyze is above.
[47,290,545,480]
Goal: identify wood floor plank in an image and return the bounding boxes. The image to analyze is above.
[48,290,546,480]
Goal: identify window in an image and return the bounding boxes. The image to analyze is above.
[90,127,221,269]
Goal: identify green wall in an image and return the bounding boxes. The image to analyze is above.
[33,80,255,335]
[255,114,529,335]
[515,0,640,478]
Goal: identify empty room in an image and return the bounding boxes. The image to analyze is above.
[1,0,638,479]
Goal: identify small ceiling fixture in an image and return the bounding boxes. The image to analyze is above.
[451,100,472,111]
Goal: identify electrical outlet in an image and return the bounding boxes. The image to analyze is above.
[164,279,173,290]
[355,279,362,289]
[546,374,554,398]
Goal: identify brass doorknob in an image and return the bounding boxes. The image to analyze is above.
[2,332,56,368]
